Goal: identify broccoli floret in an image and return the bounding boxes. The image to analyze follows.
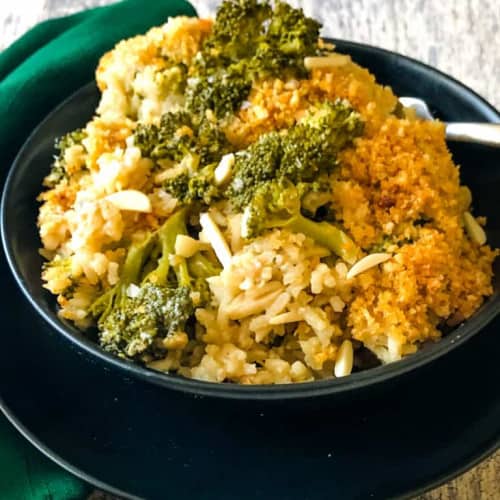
[162,172,191,202]
[297,176,334,217]
[98,283,194,358]
[186,70,252,119]
[136,114,231,205]
[44,129,87,187]
[188,0,322,118]
[41,256,76,296]
[187,164,221,204]
[280,101,364,183]
[225,131,282,209]
[227,100,363,210]
[134,111,193,161]
[90,209,212,360]
[248,0,321,79]
[241,180,360,263]
[135,112,231,206]
[204,0,272,63]
[196,117,232,165]
[191,277,213,307]
[229,101,363,261]
[135,111,232,205]
[157,63,188,96]
[187,253,222,307]
[268,1,321,57]
[162,159,222,206]
[56,128,87,152]
[202,0,319,75]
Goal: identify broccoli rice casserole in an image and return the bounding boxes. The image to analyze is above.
[37,0,498,384]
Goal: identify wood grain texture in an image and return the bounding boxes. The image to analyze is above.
[0,1,499,499]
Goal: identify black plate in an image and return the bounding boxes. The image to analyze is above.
[0,40,499,498]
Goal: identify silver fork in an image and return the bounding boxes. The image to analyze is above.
[399,97,500,147]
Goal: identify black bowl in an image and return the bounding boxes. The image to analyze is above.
[2,40,500,400]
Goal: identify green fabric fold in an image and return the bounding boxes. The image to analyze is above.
[0,1,196,498]
[0,414,89,499]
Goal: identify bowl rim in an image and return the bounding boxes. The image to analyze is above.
[2,38,500,400]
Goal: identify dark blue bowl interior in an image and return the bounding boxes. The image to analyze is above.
[2,40,500,399]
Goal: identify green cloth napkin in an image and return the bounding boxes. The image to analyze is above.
[0,415,90,499]
[0,1,196,498]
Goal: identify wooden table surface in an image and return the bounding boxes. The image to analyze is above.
[1,1,499,499]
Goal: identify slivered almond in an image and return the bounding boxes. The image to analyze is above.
[106,190,152,212]
[199,213,232,267]
[214,153,235,185]
[240,206,252,239]
[174,234,207,258]
[334,340,353,377]
[225,288,283,320]
[266,291,291,317]
[346,253,392,280]
[304,54,350,70]
[245,280,282,300]
[269,311,303,325]
[463,211,487,245]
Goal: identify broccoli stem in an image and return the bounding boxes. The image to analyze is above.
[285,214,359,264]
[122,235,154,284]
[90,234,153,321]
[143,208,187,285]
[187,252,222,278]
[175,259,192,288]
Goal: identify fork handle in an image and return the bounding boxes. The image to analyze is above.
[445,123,500,146]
